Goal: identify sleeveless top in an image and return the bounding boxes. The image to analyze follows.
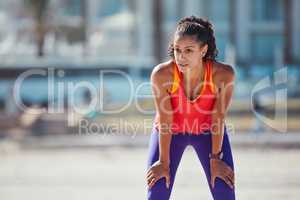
[154,60,217,135]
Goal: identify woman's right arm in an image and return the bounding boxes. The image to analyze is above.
[151,65,173,166]
[146,64,173,189]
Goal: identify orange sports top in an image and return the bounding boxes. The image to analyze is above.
[154,60,217,135]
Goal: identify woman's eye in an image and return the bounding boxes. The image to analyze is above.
[186,49,192,53]
[175,48,180,53]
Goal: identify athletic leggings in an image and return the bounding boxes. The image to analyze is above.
[146,126,235,200]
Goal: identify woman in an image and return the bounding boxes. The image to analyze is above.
[146,16,236,200]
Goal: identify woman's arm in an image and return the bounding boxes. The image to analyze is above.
[147,63,173,188]
[150,65,173,165]
[211,64,235,154]
[210,64,235,189]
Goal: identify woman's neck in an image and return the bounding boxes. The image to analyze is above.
[182,61,205,84]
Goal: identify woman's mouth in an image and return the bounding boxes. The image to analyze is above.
[179,64,188,68]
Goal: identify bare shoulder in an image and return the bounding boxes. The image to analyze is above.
[212,61,235,83]
[151,60,174,84]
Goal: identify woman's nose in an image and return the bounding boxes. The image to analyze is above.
[177,52,185,61]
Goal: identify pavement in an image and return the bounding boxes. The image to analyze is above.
[0,146,299,200]
[0,132,300,200]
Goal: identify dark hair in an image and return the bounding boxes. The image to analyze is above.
[168,16,218,61]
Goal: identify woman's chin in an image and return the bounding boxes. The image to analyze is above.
[178,66,189,72]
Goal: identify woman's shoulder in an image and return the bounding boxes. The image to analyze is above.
[151,60,174,83]
[211,60,235,82]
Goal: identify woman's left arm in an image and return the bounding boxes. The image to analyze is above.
[210,64,235,189]
[211,64,235,155]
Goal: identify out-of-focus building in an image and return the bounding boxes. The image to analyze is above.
[0,0,299,109]
[0,0,299,67]
[168,0,299,64]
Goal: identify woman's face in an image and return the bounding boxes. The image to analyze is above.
[173,34,207,72]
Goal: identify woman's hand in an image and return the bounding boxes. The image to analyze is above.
[146,160,170,189]
[210,158,235,189]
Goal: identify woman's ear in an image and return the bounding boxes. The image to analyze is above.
[201,44,208,56]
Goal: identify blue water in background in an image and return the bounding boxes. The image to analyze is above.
[0,65,299,107]
[0,75,152,105]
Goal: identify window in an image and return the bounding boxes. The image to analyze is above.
[252,0,283,22]
[205,0,231,61]
[251,33,284,62]
[208,0,230,23]
[64,0,81,16]
[163,0,181,23]
[215,33,229,61]
[98,0,123,17]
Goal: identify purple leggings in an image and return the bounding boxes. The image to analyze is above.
[146,126,235,200]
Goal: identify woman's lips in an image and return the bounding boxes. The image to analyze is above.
[179,64,188,68]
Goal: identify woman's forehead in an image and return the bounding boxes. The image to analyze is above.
[173,35,199,47]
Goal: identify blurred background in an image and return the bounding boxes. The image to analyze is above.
[0,0,299,199]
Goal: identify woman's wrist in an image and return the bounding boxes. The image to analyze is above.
[158,158,170,167]
[209,151,223,160]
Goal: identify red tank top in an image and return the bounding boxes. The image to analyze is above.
[154,60,217,135]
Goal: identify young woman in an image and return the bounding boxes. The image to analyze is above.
[146,16,236,200]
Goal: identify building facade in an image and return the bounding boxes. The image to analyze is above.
[0,0,299,68]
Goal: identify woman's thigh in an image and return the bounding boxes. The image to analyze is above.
[146,129,189,200]
[189,128,235,200]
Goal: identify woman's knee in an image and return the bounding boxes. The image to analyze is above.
[211,178,235,200]
[147,179,172,200]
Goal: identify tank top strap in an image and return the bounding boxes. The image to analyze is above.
[169,61,215,94]
[203,61,209,82]
[206,60,216,93]
[169,62,181,94]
